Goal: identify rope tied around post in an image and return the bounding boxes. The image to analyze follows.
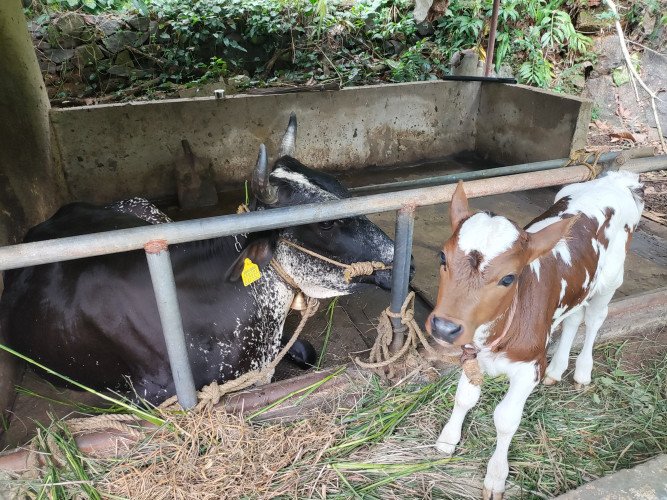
[355,292,484,384]
[355,292,435,378]
[566,149,603,180]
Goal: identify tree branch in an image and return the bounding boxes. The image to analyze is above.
[603,0,665,152]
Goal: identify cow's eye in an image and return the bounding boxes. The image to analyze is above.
[439,251,447,268]
[499,274,515,287]
[319,220,335,230]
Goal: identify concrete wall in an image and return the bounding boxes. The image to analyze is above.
[51,80,481,203]
[475,83,592,164]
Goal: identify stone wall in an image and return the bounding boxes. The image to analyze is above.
[30,11,160,100]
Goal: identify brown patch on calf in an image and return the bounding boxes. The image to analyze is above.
[427,233,526,345]
[596,208,615,249]
[496,213,603,369]
[526,196,571,227]
[468,250,484,270]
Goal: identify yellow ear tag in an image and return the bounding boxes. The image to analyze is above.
[241,258,262,286]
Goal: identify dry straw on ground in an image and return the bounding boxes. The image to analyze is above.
[98,408,342,500]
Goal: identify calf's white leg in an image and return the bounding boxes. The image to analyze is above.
[483,362,538,499]
[436,372,481,455]
[574,290,615,387]
[543,308,584,385]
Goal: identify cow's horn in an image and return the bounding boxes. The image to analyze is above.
[278,112,297,157]
[252,144,278,204]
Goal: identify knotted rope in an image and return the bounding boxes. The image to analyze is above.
[354,292,434,379]
[65,413,145,439]
[566,149,603,180]
[354,292,484,384]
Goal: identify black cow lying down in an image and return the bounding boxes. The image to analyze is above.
[0,115,396,404]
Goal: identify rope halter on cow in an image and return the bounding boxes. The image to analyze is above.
[278,239,390,283]
[236,203,391,287]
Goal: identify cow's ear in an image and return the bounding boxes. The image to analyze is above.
[225,237,275,282]
[526,216,577,263]
[450,181,470,231]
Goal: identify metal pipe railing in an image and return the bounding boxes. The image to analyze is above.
[389,206,415,351]
[0,163,602,272]
[622,154,667,173]
[348,152,622,194]
[144,241,198,408]
[350,153,667,195]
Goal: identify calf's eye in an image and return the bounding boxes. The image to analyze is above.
[439,251,447,268]
[499,274,515,287]
[319,220,335,230]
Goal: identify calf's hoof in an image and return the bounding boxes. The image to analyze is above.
[482,487,504,499]
[542,376,559,386]
[573,381,590,391]
[435,440,456,455]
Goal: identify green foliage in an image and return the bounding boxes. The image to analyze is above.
[518,54,554,87]
[591,104,601,121]
[40,0,131,13]
[624,0,661,26]
[388,40,446,82]
[31,0,596,101]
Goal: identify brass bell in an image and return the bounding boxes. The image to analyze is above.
[290,291,307,311]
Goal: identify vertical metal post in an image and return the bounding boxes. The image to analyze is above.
[389,206,415,352]
[484,0,501,77]
[144,240,197,409]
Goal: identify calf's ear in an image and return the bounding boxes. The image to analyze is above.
[225,236,275,282]
[450,181,470,231]
[526,216,577,263]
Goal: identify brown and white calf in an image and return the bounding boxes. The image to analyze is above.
[426,172,644,499]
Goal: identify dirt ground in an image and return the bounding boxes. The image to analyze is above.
[2,152,666,450]
[642,170,667,222]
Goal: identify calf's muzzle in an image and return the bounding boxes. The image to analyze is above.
[431,316,464,343]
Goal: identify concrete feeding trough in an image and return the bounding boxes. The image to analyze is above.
[49,81,591,203]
